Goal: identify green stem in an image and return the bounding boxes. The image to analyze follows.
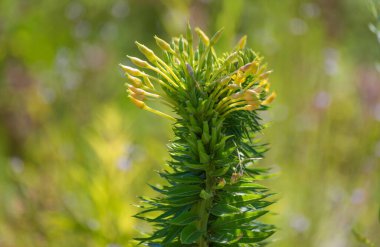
[197,163,215,247]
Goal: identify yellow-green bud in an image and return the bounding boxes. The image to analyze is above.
[128,90,145,101]
[195,27,210,46]
[135,41,157,62]
[128,56,151,68]
[236,35,247,50]
[262,92,276,105]
[128,95,145,109]
[120,64,144,77]
[259,70,272,80]
[126,74,143,87]
[240,61,259,74]
[154,36,174,53]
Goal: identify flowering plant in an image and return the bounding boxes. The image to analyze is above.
[120,24,276,246]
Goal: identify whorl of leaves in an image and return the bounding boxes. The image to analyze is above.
[120,24,276,246]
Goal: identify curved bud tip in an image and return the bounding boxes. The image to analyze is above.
[262,92,277,105]
[127,56,150,68]
[195,27,210,46]
[135,41,157,62]
[126,74,143,87]
[154,36,174,53]
[240,61,259,74]
[119,64,144,77]
[128,95,145,109]
[236,35,247,50]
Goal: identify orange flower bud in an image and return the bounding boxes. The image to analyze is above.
[128,95,145,109]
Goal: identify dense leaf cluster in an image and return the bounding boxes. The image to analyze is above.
[120,24,276,246]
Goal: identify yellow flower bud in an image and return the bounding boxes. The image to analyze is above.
[236,35,247,50]
[126,74,143,87]
[120,64,144,77]
[128,90,145,101]
[128,84,144,95]
[240,61,259,74]
[128,56,151,68]
[259,70,272,80]
[154,36,174,53]
[262,92,277,105]
[135,41,157,62]
[243,104,259,111]
[195,27,210,46]
[128,95,145,109]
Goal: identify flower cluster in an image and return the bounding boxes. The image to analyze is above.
[120,26,275,121]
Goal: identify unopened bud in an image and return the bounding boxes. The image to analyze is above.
[154,36,174,53]
[262,92,276,105]
[120,64,144,77]
[243,104,259,111]
[128,95,145,109]
[135,41,157,62]
[259,70,272,80]
[128,90,145,101]
[128,56,150,68]
[195,27,210,46]
[240,61,259,74]
[240,62,253,72]
[126,74,143,87]
[236,35,247,50]
[128,85,145,95]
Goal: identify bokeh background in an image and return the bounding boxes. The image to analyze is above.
[1,0,379,246]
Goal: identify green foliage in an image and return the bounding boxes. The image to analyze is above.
[369,0,380,43]
[352,228,375,247]
[121,25,276,246]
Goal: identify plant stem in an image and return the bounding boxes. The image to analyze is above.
[197,161,215,247]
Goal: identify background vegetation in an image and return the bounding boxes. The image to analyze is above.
[0,0,379,246]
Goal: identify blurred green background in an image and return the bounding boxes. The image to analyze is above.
[1,0,379,246]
